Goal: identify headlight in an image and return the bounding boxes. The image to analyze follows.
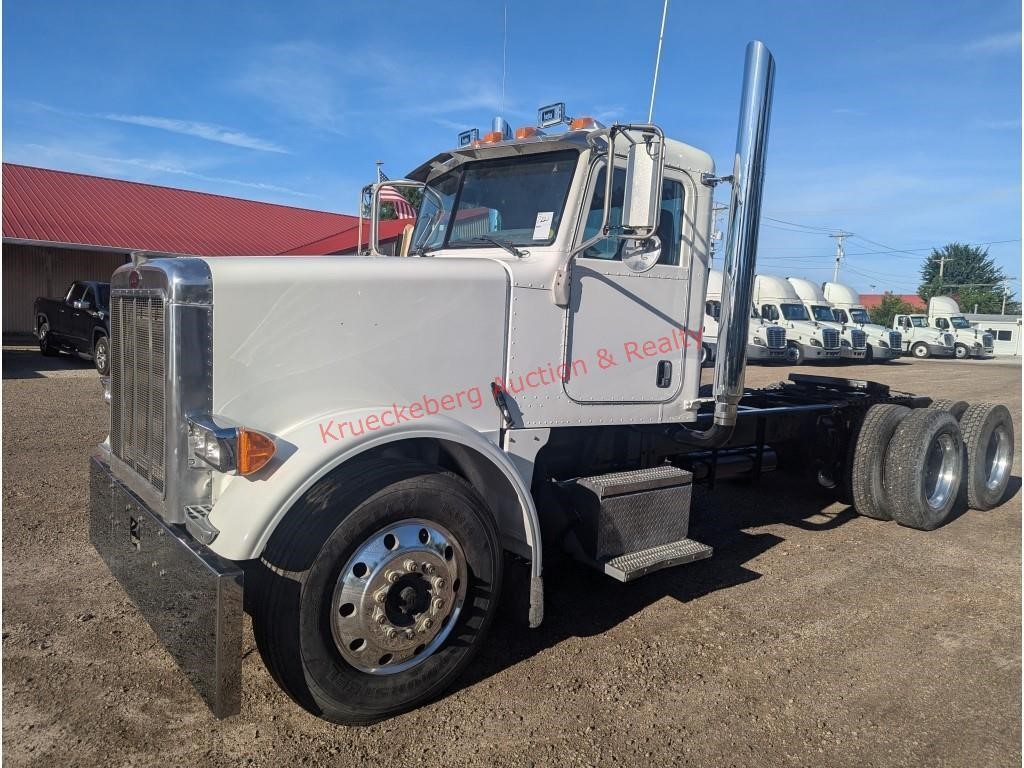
[188,416,276,475]
[752,336,766,346]
[810,338,822,347]
[878,340,889,348]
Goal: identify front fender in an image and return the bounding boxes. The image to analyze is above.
[206,408,542,581]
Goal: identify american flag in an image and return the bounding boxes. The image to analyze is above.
[377,168,417,220]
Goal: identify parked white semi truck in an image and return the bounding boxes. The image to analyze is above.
[925,295,994,359]
[89,43,1015,725]
[703,268,788,364]
[787,277,866,361]
[822,282,903,362]
[753,274,842,364]
[892,312,957,359]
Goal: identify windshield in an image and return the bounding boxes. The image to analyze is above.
[780,303,809,321]
[911,316,927,327]
[411,150,578,253]
[849,308,870,324]
[950,315,971,329]
[809,305,834,322]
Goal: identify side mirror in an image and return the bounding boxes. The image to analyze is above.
[358,179,424,256]
[621,130,665,235]
[73,300,91,311]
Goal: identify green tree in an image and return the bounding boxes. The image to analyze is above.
[869,292,917,327]
[918,242,1016,313]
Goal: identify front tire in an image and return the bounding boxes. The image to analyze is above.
[785,342,804,365]
[93,335,109,375]
[911,342,930,359]
[954,343,970,360]
[251,458,503,724]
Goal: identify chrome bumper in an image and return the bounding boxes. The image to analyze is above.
[88,450,243,718]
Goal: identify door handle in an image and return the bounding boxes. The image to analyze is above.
[656,360,672,388]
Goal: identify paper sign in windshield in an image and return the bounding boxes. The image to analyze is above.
[533,211,554,240]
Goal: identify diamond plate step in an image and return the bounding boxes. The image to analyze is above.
[603,538,713,583]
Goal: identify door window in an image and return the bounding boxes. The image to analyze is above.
[66,283,86,304]
[581,165,685,265]
[936,317,949,330]
[761,304,779,321]
[706,300,721,319]
[82,287,95,308]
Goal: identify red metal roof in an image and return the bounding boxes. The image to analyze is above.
[279,219,412,255]
[1,163,399,256]
[859,293,926,310]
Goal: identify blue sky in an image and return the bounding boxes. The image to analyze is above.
[3,0,1020,297]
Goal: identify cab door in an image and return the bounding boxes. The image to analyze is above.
[562,164,697,403]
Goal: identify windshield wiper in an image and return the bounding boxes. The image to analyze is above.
[460,236,526,258]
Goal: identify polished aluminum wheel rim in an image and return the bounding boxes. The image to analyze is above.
[95,342,107,371]
[924,433,958,510]
[330,519,467,675]
[985,425,1011,492]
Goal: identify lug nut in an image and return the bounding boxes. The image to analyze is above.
[374,587,388,604]
[422,562,436,575]
[385,628,398,640]
[431,577,446,591]
[386,571,400,584]
[432,597,445,613]
[421,618,434,630]
[404,559,419,572]
[404,628,415,639]
[373,608,387,625]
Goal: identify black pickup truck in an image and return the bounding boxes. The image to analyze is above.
[34,280,111,374]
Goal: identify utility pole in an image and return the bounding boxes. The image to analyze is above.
[710,202,728,265]
[829,231,851,282]
[1002,285,1008,315]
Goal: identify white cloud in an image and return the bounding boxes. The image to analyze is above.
[962,31,1021,55]
[101,114,289,153]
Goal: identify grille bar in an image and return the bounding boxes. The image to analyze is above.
[822,328,840,349]
[889,331,902,350]
[850,329,866,350]
[766,325,786,349]
[110,294,166,493]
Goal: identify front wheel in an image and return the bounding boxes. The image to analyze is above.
[93,335,109,375]
[784,342,804,365]
[38,320,58,357]
[911,342,931,359]
[954,343,970,360]
[251,458,503,724]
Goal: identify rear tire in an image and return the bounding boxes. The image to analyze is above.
[911,343,930,359]
[250,458,503,724]
[846,404,909,520]
[926,398,969,420]
[883,409,964,530]
[959,403,1014,510]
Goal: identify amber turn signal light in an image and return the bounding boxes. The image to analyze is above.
[238,428,276,475]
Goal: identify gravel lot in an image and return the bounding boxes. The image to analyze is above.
[3,343,1020,767]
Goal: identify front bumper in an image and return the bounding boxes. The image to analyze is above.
[89,450,243,718]
[840,347,867,359]
[746,345,786,361]
[802,344,841,360]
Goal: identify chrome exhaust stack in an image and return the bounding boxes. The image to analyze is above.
[680,40,775,445]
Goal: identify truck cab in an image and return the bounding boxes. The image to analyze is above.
[787,277,865,361]
[893,314,956,358]
[753,274,841,364]
[927,296,994,359]
[704,268,787,364]
[822,281,902,361]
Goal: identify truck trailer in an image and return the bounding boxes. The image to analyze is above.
[89,42,1015,724]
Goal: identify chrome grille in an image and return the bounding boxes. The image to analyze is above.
[889,331,902,350]
[766,325,786,349]
[822,328,840,349]
[850,329,866,350]
[982,332,994,350]
[110,293,166,493]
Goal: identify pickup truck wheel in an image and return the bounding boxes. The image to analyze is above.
[845,404,909,520]
[883,409,964,530]
[93,335,109,375]
[784,342,803,365]
[911,342,930,359]
[38,320,58,356]
[954,343,970,360]
[959,402,1014,510]
[251,458,502,725]
[926,398,969,419]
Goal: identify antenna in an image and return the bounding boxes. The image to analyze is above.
[648,0,669,123]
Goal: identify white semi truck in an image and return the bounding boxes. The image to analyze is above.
[753,274,842,364]
[703,268,788,364]
[822,281,903,362]
[787,277,866,361]
[925,295,994,359]
[892,312,957,359]
[89,43,1015,724]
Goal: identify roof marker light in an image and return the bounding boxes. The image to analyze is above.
[515,125,545,139]
[569,116,603,131]
[481,130,506,144]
